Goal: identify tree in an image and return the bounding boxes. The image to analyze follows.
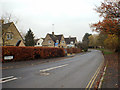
[76,42,84,49]
[95,1,120,19]
[25,29,35,46]
[0,12,19,24]
[90,0,120,51]
[88,34,99,48]
[97,32,108,47]
[82,33,91,44]
[82,33,91,51]
[91,19,119,35]
[1,12,19,46]
[104,34,118,51]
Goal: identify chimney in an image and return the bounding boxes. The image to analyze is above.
[69,36,71,39]
[0,19,4,24]
[52,32,54,35]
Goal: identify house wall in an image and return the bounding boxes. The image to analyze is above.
[2,23,25,46]
[66,39,77,48]
[42,34,54,47]
[35,39,43,46]
[19,41,25,46]
[59,36,67,48]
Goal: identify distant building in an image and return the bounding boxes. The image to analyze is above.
[34,38,44,46]
[42,32,67,48]
[65,36,77,48]
[1,21,25,46]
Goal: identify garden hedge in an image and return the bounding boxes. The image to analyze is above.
[2,46,65,62]
[67,48,82,54]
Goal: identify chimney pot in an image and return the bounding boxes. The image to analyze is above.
[52,32,54,35]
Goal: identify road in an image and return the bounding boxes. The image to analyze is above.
[2,50,104,88]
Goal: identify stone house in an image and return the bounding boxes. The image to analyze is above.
[42,32,67,48]
[1,22,25,46]
[65,36,77,48]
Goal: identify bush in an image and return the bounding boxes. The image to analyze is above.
[83,47,88,52]
[67,48,82,54]
[2,46,65,62]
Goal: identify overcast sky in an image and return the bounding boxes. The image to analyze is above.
[0,0,103,41]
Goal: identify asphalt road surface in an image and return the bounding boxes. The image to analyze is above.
[2,50,104,88]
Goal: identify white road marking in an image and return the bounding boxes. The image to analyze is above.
[0,76,18,83]
[0,76,14,81]
[40,64,68,72]
[40,72,50,76]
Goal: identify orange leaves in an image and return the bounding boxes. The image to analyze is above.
[91,19,119,35]
[2,46,65,62]
[66,48,82,54]
[95,1,119,18]
[91,1,120,36]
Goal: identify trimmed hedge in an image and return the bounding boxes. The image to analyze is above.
[2,46,65,62]
[67,48,82,54]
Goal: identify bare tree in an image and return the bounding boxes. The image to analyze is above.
[0,12,19,24]
[1,12,19,46]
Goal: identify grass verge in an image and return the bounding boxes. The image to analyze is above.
[97,48,114,55]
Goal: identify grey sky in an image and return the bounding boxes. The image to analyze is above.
[0,0,103,41]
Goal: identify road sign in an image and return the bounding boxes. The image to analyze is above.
[55,43,58,46]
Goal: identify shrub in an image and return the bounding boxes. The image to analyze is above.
[2,46,65,62]
[67,48,82,54]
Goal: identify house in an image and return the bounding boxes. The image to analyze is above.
[42,32,67,48]
[65,36,77,48]
[1,21,25,46]
[34,38,44,46]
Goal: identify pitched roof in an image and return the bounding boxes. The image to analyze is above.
[34,39,40,44]
[48,34,63,43]
[65,37,77,44]
[2,22,13,30]
[2,22,24,42]
[55,35,63,43]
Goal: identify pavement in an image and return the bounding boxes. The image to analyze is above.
[1,50,104,88]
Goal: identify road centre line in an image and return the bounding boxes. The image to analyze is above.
[0,76,18,83]
[40,64,68,72]
[86,60,104,89]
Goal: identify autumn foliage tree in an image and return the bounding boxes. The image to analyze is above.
[88,34,99,48]
[104,34,118,51]
[90,0,120,51]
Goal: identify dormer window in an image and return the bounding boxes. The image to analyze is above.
[6,33,12,40]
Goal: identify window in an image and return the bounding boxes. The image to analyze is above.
[7,33,12,40]
[48,40,51,44]
[62,41,64,43]
[71,41,73,44]
[56,40,59,43]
